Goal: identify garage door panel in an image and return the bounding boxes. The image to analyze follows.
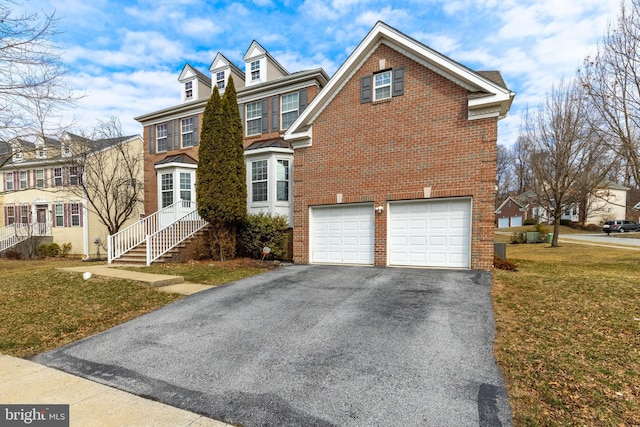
[510,216,522,227]
[389,199,471,268]
[498,217,509,228]
[312,204,374,265]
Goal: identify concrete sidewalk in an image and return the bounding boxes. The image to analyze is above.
[0,355,230,426]
[58,265,213,295]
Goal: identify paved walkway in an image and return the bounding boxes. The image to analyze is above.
[0,355,230,426]
[2,264,225,426]
[58,265,213,295]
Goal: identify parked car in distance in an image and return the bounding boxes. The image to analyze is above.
[603,220,639,234]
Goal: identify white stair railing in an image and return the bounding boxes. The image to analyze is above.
[108,200,198,263]
[146,208,207,265]
[0,222,52,253]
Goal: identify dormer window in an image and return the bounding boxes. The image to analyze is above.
[216,71,225,89]
[62,143,72,157]
[250,60,260,81]
[12,146,23,163]
[36,147,46,159]
[185,81,193,99]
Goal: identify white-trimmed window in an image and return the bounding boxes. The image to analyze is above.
[61,142,72,157]
[161,173,174,208]
[12,147,23,162]
[276,159,289,201]
[4,172,14,191]
[251,160,268,202]
[246,101,262,136]
[69,166,79,185]
[250,60,260,81]
[35,169,44,189]
[36,147,46,159]
[180,172,191,201]
[185,81,193,99]
[54,203,64,227]
[181,118,194,147]
[20,205,29,224]
[156,123,169,152]
[6,206,15,225]
[216,71,225,89]
[53,168,63,186]
[19,171,27,190]
[374,70,392,101]
[281,93,299,130]
[70,203,81,226]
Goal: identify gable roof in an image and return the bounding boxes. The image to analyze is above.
[209,52,244,78]
[495,196,525,214]
[243,40,289,76]
[284,21,515,146]
[178,64,212,86]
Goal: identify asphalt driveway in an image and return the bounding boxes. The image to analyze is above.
[35,265,511,426]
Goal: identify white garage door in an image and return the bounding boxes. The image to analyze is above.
[510,216,522,227]
[311,204,374,265]
[388,199,471,268]
[498,217,509,228]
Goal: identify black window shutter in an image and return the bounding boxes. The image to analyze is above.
[193,115,199,146]
[299,88,308,113]
[165,121,172,151]
[149,125,155,154]
[392,67,405,97]
[361,75,372,103]
[261,98,269,134]
[272,96,279,132]
[173,119,180,150]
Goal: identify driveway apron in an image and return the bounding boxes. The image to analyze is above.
[35,265,512,426]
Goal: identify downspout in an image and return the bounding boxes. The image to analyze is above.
[82,180,89,259]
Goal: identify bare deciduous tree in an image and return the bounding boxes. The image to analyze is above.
[0,1,75,167]
[69,117,143,235]
[496,143,514,207]
[521,79,611,246]
[579,0,640,189]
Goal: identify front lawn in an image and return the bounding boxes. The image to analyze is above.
[493,242,640,425]
[0,259,182,358]
[0,258,276,359]
[115,258,280,286]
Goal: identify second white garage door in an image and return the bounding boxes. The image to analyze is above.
[311,204,374,265]
[388,198,471,268]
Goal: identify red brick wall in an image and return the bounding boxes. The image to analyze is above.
[142,84,321,216]
[293,44,498,270]
[142,124,201,216]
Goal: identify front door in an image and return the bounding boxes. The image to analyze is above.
[36,205,48,235]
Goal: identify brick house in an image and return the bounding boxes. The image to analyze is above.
[285,22,514,270]
[132,22,513,270]
[495,196,526,228]
[135,45,329,226]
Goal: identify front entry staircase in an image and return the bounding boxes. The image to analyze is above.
[0,223,51,253]
[108,200,208,265]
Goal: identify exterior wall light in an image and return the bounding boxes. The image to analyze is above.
[375,206,384,213]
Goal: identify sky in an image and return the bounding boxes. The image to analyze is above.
[17,0,621,147]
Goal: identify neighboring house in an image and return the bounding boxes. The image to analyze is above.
[495,196,526,228]
[514,180,629,226]
[1,133,144,257]
[133,21,514,270]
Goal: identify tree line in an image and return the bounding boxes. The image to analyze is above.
[497,0,640,246]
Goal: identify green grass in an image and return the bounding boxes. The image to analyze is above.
[493,242,640,426]
[0,259,182,358]
[0,258,277,359]
[115,258,279,286]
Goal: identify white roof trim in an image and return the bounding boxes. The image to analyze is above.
[285,21,514,144]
